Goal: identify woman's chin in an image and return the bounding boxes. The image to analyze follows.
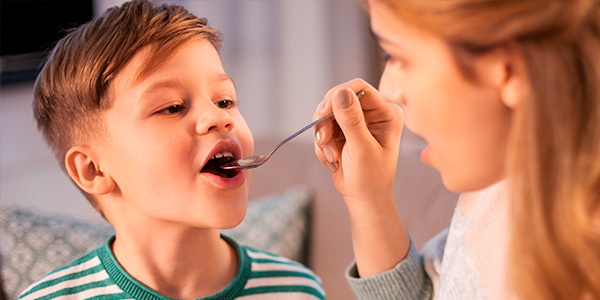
[441,173,505,194]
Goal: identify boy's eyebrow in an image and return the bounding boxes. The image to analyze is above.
[215,73,236,88]
[141,73,236,97]
[142,79,183,96]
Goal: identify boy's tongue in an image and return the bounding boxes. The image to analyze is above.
[202,157,235,178]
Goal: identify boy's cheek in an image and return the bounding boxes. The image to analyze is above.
[245,170,253,187]
[237,122,254,156]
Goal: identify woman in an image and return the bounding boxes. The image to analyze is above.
[313,0,600,299]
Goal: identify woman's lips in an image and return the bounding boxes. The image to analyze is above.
[420,145,431,165]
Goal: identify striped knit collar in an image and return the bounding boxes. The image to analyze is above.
[98,234,252,300]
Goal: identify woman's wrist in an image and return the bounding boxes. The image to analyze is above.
[345,194,411,277]
[343,191,397,221]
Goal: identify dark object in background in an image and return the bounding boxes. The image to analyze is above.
[0,1,93,85]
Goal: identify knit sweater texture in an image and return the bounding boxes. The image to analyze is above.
[346,181,513,300]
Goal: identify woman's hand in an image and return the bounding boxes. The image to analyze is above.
[313,78,410,277]
[314,78,403,210]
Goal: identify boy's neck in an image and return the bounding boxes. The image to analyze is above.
[111,227,238,300]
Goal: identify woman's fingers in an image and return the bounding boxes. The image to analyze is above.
[331,88,374,151]
[314,118,341,172]
[313,79,373,162]
[313,78,403,177]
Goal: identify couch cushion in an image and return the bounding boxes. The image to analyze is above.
[0,186,313,300]
[223,186,313,264]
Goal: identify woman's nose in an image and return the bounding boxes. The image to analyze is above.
[379,64,406,106]
[195,105,234,135]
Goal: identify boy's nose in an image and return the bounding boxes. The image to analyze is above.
[195,106,234,135]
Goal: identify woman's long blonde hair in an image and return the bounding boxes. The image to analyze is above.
[380,0,600,298]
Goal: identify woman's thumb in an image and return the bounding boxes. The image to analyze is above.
[333,88,372,144]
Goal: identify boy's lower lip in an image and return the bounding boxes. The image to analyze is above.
[201,169,246,188]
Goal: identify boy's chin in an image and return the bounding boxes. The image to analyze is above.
[214,203,247,230]
[217,214,246,230]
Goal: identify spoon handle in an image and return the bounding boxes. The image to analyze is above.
[268,90,365,157]
[268,113,332,155]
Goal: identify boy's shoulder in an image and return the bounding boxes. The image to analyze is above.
[19,236,325,300]
[235,241,325,299]
[18,240,128,300]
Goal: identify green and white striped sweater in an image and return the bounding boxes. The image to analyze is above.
[19,235,325,300]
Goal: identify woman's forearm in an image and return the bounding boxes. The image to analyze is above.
[346,195,410,277]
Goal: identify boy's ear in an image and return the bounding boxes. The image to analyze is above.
[65,146,115,195]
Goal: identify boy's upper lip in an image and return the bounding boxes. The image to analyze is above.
[201,139,243,169]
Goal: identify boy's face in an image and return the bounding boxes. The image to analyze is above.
[97,39,254,229]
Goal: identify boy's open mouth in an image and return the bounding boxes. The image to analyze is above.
[201,151,239,178]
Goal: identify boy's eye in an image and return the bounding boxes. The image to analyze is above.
[216,99,236,109]
[156,104,185,115]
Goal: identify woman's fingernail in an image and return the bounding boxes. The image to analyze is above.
[316,100,325,114]
[315,129,322,144]
[322,147,335,163]
[336,89,352,109]
[325,161,338,173]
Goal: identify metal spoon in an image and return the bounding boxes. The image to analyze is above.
[221,90,365,170]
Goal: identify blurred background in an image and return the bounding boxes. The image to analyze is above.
[0,0,388,216]
[2,0,384,139]
[1,1,447,299]
[2,0,432,220]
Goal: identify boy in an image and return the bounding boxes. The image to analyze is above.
[20,0,324,299]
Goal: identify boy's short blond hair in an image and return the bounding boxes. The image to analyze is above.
[33,0,222,206]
